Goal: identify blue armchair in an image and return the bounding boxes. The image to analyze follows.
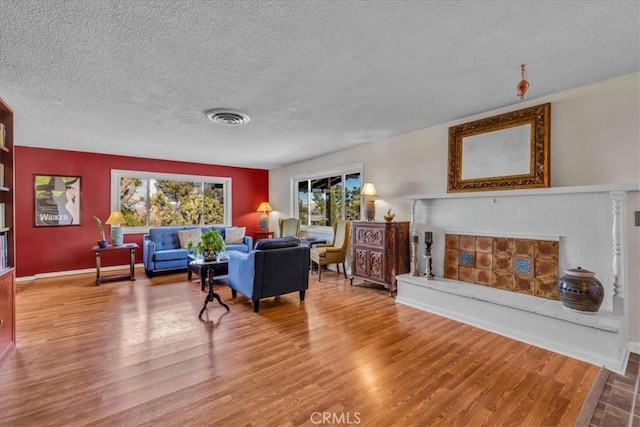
[228,237,310,312]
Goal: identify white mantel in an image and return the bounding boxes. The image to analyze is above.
[397,183,639,373]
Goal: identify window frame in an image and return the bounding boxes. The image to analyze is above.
[111,169,232,234]
[290,162,363,233]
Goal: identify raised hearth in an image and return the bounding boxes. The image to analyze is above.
[397,274,624,371]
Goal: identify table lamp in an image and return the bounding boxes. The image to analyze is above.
[361,182,378,221]
[256,202,272,231]
[105,211,127,246]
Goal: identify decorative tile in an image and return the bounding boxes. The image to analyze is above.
[459,235,475,251]
[474,269,493,286]
[494,238,514,254]
[535,240,559,260]
[514,276,534,294]
[534,276,558,299]
[475,236,493,253]
[444,263,458,280]
[445,249,459,265]
[494,272,513,290]
[535,258,557,277]
[493,254,511,271]
[459,251,474,267]
[475,253,493,270]
[458,266,474,283]
[445,234,459,249]
[514,239,535,257]
[513,256,534,277]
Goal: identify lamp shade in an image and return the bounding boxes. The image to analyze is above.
[361,182,378,197]
[256,202,273,212]
[105,211,127,225]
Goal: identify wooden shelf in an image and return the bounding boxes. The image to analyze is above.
[404,183,640,201]
[0,97,15,366]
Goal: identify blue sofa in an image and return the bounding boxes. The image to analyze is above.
[143,226,252,277]
[228,237,310,312]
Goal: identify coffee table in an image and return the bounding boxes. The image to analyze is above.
[188,258,230,318]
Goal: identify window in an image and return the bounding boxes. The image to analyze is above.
[294,164,362,228]
[111,170,231,232]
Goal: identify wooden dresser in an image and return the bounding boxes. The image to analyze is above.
[350,221,410,296]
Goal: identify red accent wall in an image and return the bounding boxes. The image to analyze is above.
[15,147,268,277]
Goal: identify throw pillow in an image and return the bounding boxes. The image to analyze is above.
[225,227,246,244]
[178,229,202,249]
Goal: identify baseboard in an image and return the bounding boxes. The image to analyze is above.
[629,341,640,354]
[16,263,145,282]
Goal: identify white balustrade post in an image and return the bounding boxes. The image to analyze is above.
[611,191,625,315]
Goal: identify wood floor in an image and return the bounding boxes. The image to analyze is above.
[1,268,599,426]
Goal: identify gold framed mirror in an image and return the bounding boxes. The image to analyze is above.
[447,103,550,193]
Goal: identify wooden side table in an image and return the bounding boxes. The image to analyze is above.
[91,243,138,285]
[253,231,274,240]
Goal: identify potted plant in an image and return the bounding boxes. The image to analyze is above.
[93,216,109,248]
[189,229,226,261]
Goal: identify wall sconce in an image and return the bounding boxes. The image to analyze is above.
[256,201,273,231]
[105,211,127,246]
[360,182,378,222]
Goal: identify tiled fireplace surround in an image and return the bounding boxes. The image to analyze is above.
[397,184,638,374]
[443,234,559,299]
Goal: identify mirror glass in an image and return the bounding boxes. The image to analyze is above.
[461,124,531,180]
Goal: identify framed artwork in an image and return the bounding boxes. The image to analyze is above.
[447,103,551,193]
[34,175,82,226]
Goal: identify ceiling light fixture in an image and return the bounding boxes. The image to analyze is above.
[206,109,250,125]
[517,64,529,100]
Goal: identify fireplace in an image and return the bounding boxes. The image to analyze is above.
[396,184,638,374]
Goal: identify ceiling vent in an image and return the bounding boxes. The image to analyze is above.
[206,109,250,125]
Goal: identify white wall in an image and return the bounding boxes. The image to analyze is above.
[269,72,640,341]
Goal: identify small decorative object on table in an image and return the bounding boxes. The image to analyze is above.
[188,229,226,261]
[558,267,604,314]
[424,231,434,279]
[93,216,109,248]
[384,206,395,222]
[411,234,419,276]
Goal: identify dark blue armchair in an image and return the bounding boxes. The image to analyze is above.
[228,237,310,312]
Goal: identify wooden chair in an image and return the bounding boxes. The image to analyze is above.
[309,220,350,281]
[278,218,301,238]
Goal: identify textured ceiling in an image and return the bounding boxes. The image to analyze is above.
[1,1,638,170]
